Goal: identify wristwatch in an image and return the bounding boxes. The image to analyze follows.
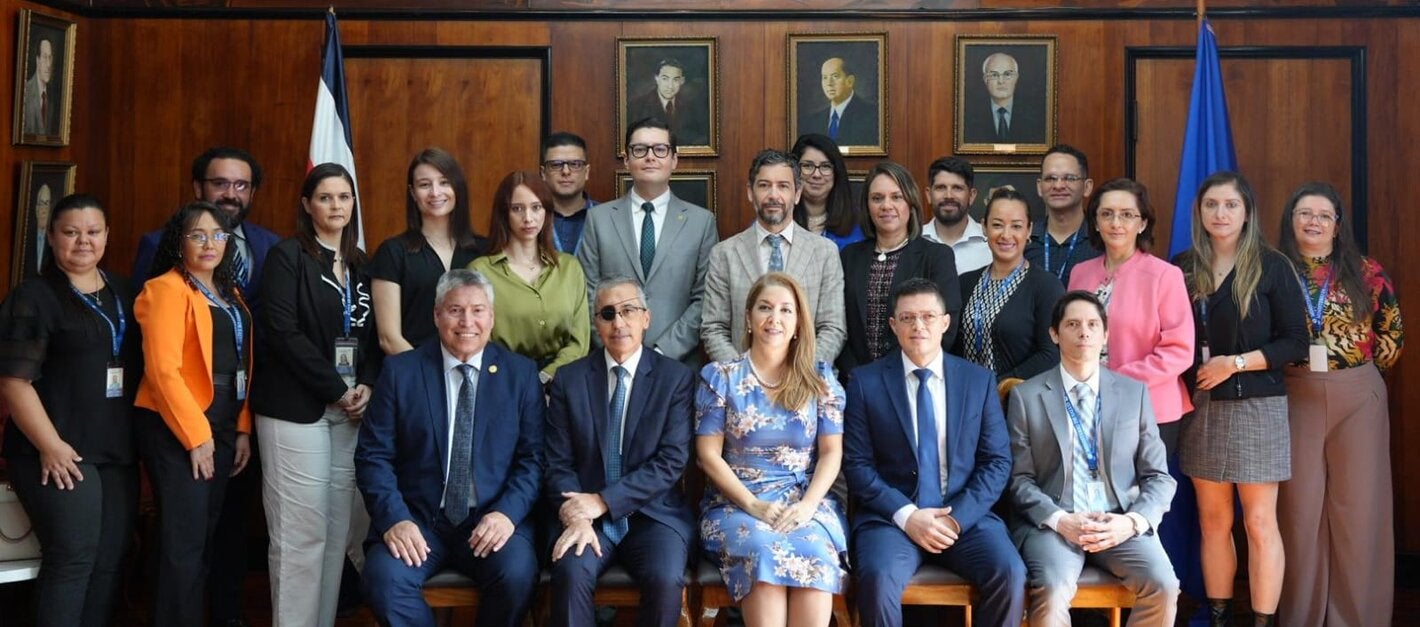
[1233,355,1247,372]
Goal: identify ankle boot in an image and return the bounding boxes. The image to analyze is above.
[1207,598,1233,627]
[1253,612,1276,627]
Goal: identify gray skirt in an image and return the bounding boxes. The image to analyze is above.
[1179,392,1291,483]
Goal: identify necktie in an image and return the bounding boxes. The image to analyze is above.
[996,106,1009,139]
[767,234,785,273]
[232,238,251,290]
[1070,382,1098,513]
[443,364,478,525]
[639,202,656,277]
[828,110,841,140]
[603,365,631,544]
[914,368,943,508]
[665,99,676,123]
[40,90,47,125]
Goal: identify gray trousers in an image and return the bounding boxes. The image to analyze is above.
[1018,527,1178,626]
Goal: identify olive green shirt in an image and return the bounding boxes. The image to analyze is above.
[470,251,590,378]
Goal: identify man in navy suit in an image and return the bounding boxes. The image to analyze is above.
[844,278,1026,627]
[356,269,544,627]
[544,277,695,627]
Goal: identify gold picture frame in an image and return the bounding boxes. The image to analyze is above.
[616,37,719,158]
[12,161,77,287]
[12,9,76,147]
[787,32,888,157]
[954,35,1059,156]
[615,169,718,215]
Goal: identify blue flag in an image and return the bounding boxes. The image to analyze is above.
[1169,19,1237,259]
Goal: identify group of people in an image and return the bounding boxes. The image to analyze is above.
[0,115,1402,627]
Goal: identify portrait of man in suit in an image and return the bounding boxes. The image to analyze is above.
[20,37,54,135]
[957,38,1057,151]
[620,42,716,151]
[792,35,886,152]
[14,13,73,146]
[33,183,52,271]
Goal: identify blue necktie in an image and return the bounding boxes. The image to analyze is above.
[828,110,841,140]
[914,368,943,508]
[767,234,785,273]
[639,202,656,278]
[1071,383,1099,513]
[232,239,251,291]
[603,365,630,544]
[443,364,477,525]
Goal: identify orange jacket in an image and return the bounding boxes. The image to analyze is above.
[134,270,253,449]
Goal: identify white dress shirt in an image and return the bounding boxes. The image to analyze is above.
[1044,365,1150,535]
[439,346,484,507]
[753,220,794,274]
[891,351,949,530]
[922,216,990,273]
[604,346,645,449]
[628,189,671,247]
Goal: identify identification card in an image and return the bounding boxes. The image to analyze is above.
[1309,342,1329,373]
[334,337,359,388]
[1201,345,1211,361]
[105,365,124,399]
[1084,479,1108,513]
[235,369,248,401]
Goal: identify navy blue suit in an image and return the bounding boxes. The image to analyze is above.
[356,341,544,627]
[544,348,695,627]
[844,352,1025,627]
[131,222,281,309]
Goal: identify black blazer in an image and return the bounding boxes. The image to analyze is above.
[251,238,382,423]
[838,237,961,378]
[952,263,1063,381]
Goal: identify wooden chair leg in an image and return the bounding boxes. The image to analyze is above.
[1109,607,1122,627]
[677,587,693,627]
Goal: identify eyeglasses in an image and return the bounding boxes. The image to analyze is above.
[1098,210,1142,223]
[627,143,673,159]
[1295,210,1339,225]
[1039,174,1084,185]
[204,178,252,192]
[184,232,231,245]
[984,70,1018,82]
[798,161,835,177]
[893,312,943,327]
[596,304,648,322]
[542,160,588,172]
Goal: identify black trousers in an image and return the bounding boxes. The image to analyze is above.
[208,423,262,624]
[7,457,138,627]
[137,386,241,627]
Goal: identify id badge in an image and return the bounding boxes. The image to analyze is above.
[334,337,359,388]
[1084,479,1108,513]
[105,365,124,399]
[235,369,248,401]
[1309,342,1329,373]
[1201,345,1211,361]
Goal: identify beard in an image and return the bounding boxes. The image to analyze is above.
[934,201,968,226]
[757,203,788,226]
[215,199,250,226]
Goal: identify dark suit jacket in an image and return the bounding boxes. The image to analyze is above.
[838,237,961,377]
[962,99,1045,145]
[544,348,696,543]
[355,341,544,536]
[801,94,880,147]
[627,90,708,146]
[844,351,1012,534]
[132,221,282,310]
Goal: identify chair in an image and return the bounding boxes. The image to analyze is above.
[536,564,694,627]
[423,570,485,627]
[1064,565,1136,627]
[695,560,853,627]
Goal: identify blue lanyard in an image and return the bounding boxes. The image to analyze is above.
[69,271,125,360]
[1062,388,1102,475]
[1296,268,1333,335]
[973,263,1026,354]
[188,273,245,361]
[1043,230,1080,281]
[340,268,353,336]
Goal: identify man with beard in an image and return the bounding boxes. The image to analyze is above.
[701,148,845,363]
[1024,144,1100,286]
[540,132,597,255]
[921,156,990,273]
[130,146,281,627]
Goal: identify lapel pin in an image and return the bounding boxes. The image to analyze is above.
[488,365,498,374]
[678,215,685,221]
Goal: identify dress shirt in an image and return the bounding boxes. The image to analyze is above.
[987,99,1014,133]
[628,189,671,248]
[829,93,855,124]
[891,351,949,530]
[440,345,484,507]
[753,220,795,274]
[922,217,990,273]
[1044,365,1149,534]
[603,346,645,448]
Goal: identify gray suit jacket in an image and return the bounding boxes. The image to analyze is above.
[22,75,48,135]
[701,222,845,364]
[1005,367,1175,537]
[576,192,718,363]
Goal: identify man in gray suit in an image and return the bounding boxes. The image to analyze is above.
[701,148,845,364]
[577,117,718,365]
[22,37,54,135]
[1005,291,1178,626]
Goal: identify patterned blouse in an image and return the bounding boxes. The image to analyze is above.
[1296,256,1404,371]
[864,249,903,361]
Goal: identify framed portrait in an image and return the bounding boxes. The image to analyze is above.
[616,37,718,158]
[970,165,1047,222]
[12,161,76,286]
[616,170,718,215]
[788,33,888,157]
[12,9,76,147]
[954,35,1058,156]
[846,170,868,210]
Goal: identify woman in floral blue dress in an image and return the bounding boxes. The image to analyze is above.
[696,272,849,626]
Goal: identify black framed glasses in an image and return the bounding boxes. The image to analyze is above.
[798,162,834,177]
[542,160,588,172]
[627,143,673,159]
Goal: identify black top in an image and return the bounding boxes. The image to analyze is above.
[0,273,143,464]
[1024,220,1102,287]
[209,303,252,377]
[838,236,962,378]
[952,263,1063,381]
[369,235,484,350]
[251,238,383,423]
[1175,249,1309,400]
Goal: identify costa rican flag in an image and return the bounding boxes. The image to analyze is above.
[308,9,364,249]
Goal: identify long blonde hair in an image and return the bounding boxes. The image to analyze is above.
[1186,171,1267,319]
[743,272,828,412]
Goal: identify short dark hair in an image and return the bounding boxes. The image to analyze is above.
[1042,144,1089,178]
[1051,290,1108,332]
[1086,177,1155,251]
[191,146,263,189]
[984,187,1033,224]
[541,131,587,160]
[827,56,856,77]
[654,57,684,75]
[890,278,946,316]
[927,156,975,190]
[748,149,801,189]
[624,116,678,153]
[39,193,107,277]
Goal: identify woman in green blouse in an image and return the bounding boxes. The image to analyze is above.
[470,171,589,383]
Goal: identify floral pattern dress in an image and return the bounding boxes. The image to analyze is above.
[695,358,849,601]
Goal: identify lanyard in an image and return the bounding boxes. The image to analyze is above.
[973,263,1026,354]
[1296,267,1333,335]
[340,267,353,336]
[1043,230,1080,281]
[1062,388,1102,475]
[188,272,245,361]
[69,271,125,360]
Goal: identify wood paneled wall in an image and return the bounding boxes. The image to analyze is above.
[3,6,1420,550]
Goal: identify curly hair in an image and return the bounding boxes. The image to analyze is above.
[149,201,240,300]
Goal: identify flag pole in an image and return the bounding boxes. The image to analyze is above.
[1197,0,1205,26]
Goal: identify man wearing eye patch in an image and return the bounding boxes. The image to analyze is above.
[543,277,696,627]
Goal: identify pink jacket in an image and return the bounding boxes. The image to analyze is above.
[1069,253,1194,423]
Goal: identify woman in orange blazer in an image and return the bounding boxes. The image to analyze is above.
[134,201,254,627]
